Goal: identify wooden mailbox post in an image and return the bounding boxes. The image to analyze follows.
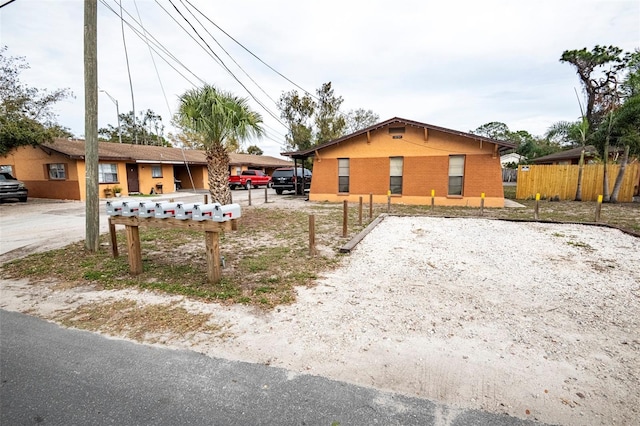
[108,216,238,283]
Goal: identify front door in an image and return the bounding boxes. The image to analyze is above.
[126,163,139,193]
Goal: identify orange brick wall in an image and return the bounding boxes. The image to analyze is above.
[309,124,505,207]
[464,154,505,198]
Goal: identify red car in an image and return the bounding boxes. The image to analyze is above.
[228,170,271,190]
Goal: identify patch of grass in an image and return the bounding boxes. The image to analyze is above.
[566,240,593,250]
[3,197,639,311]
[55,299,228,342]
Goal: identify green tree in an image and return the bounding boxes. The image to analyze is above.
[314,82,345,144]
[470,122,511,140]
[278,82,379,151]
[345,108,379,134]
[277,89,315,151]
[0,46,73,155]
[99,109,170,146]
[176,84,263,204]
[246,145,263,155]
[470,122,561,162]
[560,45,628,132]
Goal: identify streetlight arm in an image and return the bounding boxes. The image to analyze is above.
[99,89,122,143]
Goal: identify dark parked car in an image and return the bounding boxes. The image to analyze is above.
[0,172,28,202]
[271,167,312,195]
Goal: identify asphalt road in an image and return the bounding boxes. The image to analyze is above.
[0,310,542,426]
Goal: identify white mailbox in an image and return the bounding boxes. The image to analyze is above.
[155,202,179,219]
[138,201,156,218]
[175,203,198,220]
[106,200,125,216]
[213,203,241,222]
[121,201,142,217]
[192,203,221,221]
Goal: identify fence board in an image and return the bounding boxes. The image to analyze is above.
[516,163,639,202]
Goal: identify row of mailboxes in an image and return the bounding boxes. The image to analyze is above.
[106,201,241,222]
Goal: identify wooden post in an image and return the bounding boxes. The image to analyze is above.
[264,187,268,203]
[358,196,363,226]
[534,193,540,220]
[431,189,435,210]
[343,200,348,238]
[595,194,603,222]
[369,193,373,219]
[84,0,99,252]
[125,224,142,275]
[109,217,118,258]
[309,214,316,256]
[205,231,221,283]
[480,192,485,216]
[248,186,252,206]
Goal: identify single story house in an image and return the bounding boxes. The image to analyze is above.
[0,138,292,200]
[282,117,516,207]
[530,146,599,165]
[500,152,525,167]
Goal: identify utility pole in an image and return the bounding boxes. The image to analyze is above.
[100,89,122,143]
[85,0,99,252]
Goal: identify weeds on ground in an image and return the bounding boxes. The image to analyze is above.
[2,194,639,310]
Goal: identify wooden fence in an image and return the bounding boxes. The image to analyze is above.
[502,168,518,183]
[516,163,640,202]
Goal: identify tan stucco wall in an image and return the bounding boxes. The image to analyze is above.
[309,125,505,207]
[0,145,82,200]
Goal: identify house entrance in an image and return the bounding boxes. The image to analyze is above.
[126,163,140,193]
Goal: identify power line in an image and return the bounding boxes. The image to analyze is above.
[182,0,318,101]
[119,0,138,144]
[100,0,202,87]
[101,0,291,147]
[165,0,288,129]
[133,0,173,121]
[178,0,278,106]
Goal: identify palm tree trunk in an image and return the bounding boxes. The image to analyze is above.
[574,149,585,201]
[610,145,630,203]
[206,143,232,205]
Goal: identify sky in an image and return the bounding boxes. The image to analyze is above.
[1,0,639,159]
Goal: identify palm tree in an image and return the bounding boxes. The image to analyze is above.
[545,117,589,201]
[176,85,264,204]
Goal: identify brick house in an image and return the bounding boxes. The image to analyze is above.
[0,138,291,200]
[283,117,516,207]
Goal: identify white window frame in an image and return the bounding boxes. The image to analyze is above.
[448,155,465,196]
[48,163,66,180]
[98,163,118,183]
[338,158,349,193]
[151,165,163,178]
[390,157,403,195]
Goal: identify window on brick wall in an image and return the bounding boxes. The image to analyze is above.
[448,155,465,195]
[47,163,67,180]
[390,157,403,194]
[338,158,349,193]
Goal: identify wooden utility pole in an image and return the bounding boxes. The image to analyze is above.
[85,0,99,252]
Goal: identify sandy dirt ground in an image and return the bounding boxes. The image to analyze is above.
[1,197,639,425]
